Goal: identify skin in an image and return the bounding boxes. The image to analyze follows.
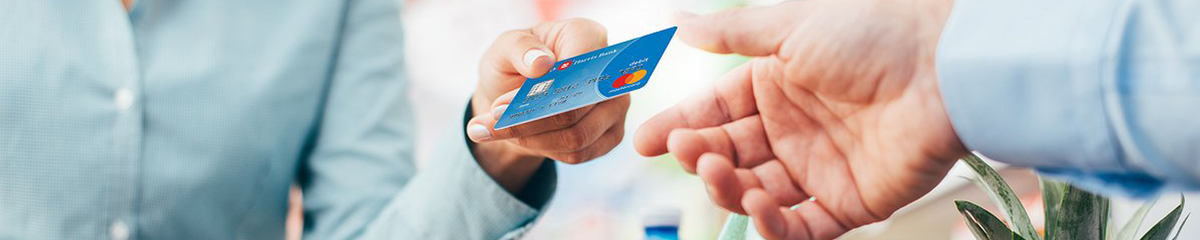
[469,19,630,194]
[633,0,966,239]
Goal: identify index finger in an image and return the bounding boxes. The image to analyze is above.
[633,62,759,157]
[484,89,597,139]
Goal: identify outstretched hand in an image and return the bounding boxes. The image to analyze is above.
[467,19,629,194]
[634,0,965,239]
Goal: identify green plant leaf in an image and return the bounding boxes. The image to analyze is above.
[1049,185,1109,240]
[956,200,1026,240]
[718,214,749,240]
[961,153,1041,240]
[1141,197,1184,240]
[1041,177,1067,240]
[1170,213,1189,240]
[1115,198,1158,240]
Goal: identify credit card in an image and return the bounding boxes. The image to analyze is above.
[494,26,676,130]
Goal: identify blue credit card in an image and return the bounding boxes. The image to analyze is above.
[494,26,677,130]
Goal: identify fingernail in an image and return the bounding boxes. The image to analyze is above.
[492,104,508,117]
[523,49,550,68]
[467,124,492,141]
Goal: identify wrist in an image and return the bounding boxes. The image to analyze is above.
[471,141,545,194]
[466,94,545,194]
[915,0,964,164]
[915,0,954,51]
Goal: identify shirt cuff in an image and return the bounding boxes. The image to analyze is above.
[935,0,1167,197]
[360,101,555,239]
[462,100,558,210]
[454,98,556,239]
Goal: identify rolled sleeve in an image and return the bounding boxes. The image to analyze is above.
[936,0,1200,197]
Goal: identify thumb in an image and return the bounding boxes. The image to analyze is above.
[483,29,557,81]
[674,2,804,56]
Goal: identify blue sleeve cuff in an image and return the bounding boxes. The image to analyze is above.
[938,0,1132,173]
[357,100,555,239]
[935,0,1175,196]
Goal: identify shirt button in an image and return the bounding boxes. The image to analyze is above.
[114,88,134,111]
[109,221,130,240]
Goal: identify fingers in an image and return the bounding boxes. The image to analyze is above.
[467,18,621,166]
[530,18,609,59]
[750,161,810,208]
[665,115,774,173]
[673,1,807,56]
[507,98,619,152]
[488,90,520,113]
[698,154,810,215]
[471,18,615,142]
[477,89,599,141]
[466,89,576,141]
[634,63,759,157]
[697,153,756,213]
[481,29,557,82]
[744,190,794,239]
[468,94,629,152]
[488,104,596,141]
[543,122,624,164]
[476,18,608,105]
[744,190,849,240]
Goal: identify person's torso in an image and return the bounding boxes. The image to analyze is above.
[0,1,346,239]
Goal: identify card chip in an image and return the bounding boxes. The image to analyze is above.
[494,26,676,130]
[528,79,554,97]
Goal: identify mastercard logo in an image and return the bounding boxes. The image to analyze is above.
[611,69,647,88]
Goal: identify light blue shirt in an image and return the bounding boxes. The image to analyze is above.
[938,0,1199,197]
[0,0,553,239]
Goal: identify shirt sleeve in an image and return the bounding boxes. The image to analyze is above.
[937,0,1200,197]
[298,0,555,239]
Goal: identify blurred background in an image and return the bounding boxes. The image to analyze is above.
[279,0,1199,239]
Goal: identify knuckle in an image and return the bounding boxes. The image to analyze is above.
[550,110,584,127]
[511,136,530,147]
[611,124,626,140]
[565,109,587,124]
[505,126,525,138]
[557,128,592,151]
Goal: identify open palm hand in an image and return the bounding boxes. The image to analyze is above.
[634,0,964,239]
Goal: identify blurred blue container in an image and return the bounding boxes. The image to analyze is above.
[643,207,681,240]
